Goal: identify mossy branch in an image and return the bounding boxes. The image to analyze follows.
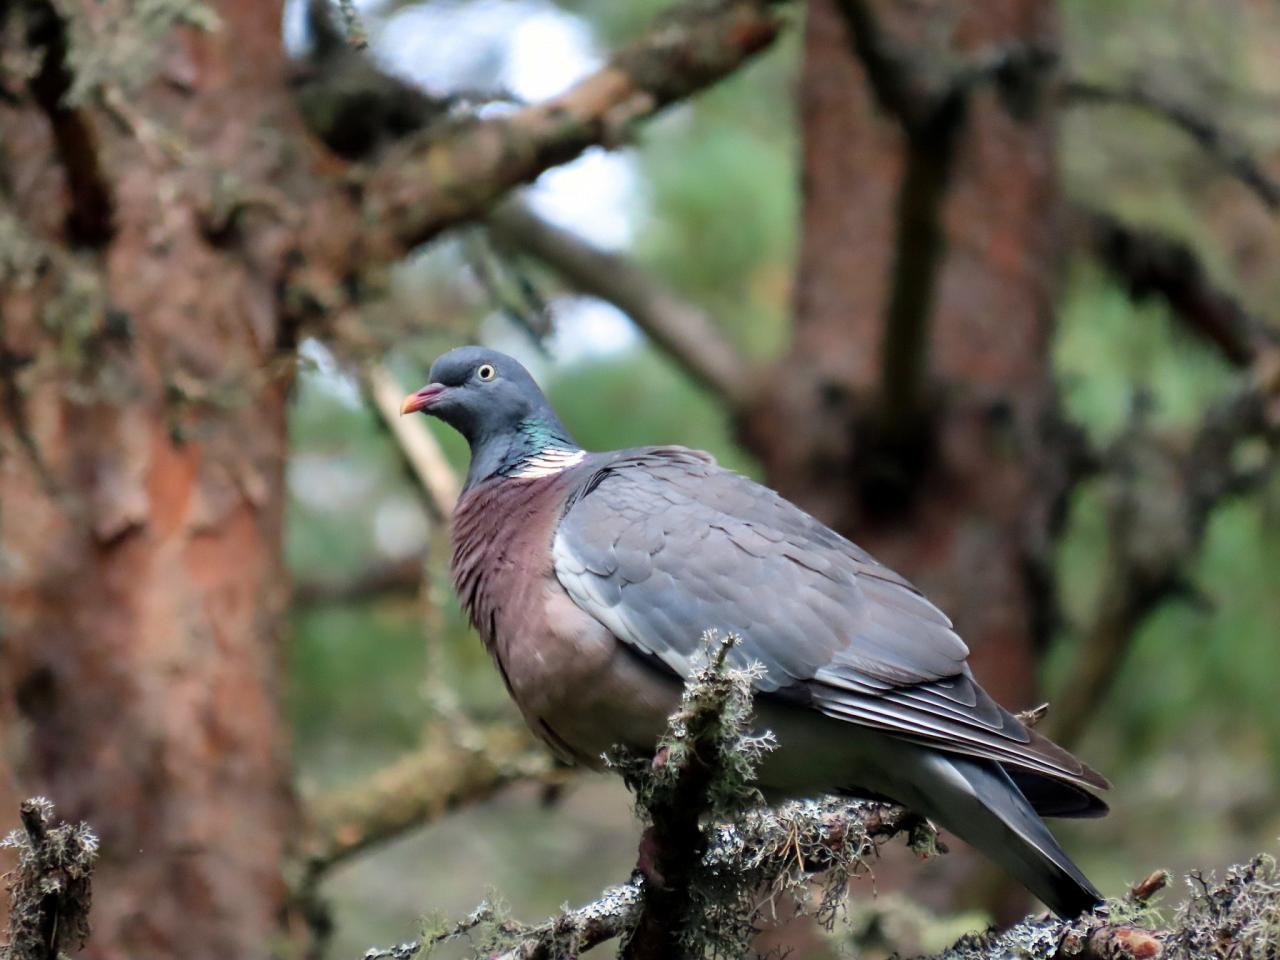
[362,633,932,959]
[0,797,98,960]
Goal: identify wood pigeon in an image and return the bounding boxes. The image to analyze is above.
[402,346,1109,918]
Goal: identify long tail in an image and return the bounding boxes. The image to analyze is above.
[910,752,1103,918]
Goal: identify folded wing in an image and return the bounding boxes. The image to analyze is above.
[553,446,1108,795]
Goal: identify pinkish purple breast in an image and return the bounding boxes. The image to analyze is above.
[450,472,579,658]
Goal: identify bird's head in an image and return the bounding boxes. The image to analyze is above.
[401,348,578,479]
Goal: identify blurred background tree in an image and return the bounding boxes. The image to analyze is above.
[1,0,1277,957]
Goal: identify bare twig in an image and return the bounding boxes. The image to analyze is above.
[462,230,554,350]
[332,0,367,50]
[1063,79,1280,211]
[365,363,460,522]
[488,201,753,409]
[1048,384,1279,748]
[1072,205,1279,369]
[292,555,422,607]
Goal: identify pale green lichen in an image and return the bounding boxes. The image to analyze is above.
[0,797,99,960]
[365,633,935,960]
[59,0,220,106]
[609,631,777,823]
[0,209,51,285]
[1165,854,1280,960]
[923,854,1280,960]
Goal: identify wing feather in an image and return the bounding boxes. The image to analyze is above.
[553,446,1108,792]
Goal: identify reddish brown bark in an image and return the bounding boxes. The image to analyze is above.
[0,3,308,956]
[740,0,1062,916]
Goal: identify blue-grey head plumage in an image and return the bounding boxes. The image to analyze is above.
[401,346,580,488]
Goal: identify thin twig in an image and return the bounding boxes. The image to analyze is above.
[1063,79,1280,211]
[1048,384,1279,748]
[1071,205,1279,370]
[364,364,460,522]
[488,201,753,409]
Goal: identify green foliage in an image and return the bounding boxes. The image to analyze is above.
[548,347,760,476]
[289,604,430,768]
[1054,262,1236,443]
[1050,264,1280,773]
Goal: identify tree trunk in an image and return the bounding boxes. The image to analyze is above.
[0,2,306,955]
[740,0,1062,917]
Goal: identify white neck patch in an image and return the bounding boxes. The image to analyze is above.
[509,448,586,479]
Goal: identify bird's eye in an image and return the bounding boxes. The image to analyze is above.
[477,363,497,382]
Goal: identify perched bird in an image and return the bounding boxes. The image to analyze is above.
[402,346,1109,918]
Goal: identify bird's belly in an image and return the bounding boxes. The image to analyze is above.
[489,580,923,800]
[495,581,681,766]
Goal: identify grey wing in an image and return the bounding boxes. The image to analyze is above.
[553,447,1108,792]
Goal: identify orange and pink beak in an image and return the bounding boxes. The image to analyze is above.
[399,383,446,416]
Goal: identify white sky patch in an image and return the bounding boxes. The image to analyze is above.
[550,298,638,361]
[526,149,635,250]
[374,0,514,93]
[284,0,642,361]
[298,338,362,408]
[501,8,598,99]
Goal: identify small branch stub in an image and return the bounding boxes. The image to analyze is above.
[1,797,99,960]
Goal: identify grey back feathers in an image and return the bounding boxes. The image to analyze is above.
[553,446,1108,795]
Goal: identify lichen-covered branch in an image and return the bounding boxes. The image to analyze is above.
[0,797,99,960]
[925,854,1280,959]
[361,797,930,960]
[362,637,934,960]
[488,201,753,410]
[618,634,772,959]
